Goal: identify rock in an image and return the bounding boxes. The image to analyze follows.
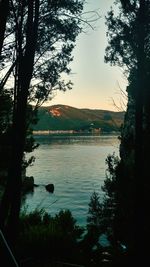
[34,184,39,187]
[22,176,34,192]
[45,183,54,193]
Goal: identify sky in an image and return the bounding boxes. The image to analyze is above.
[49,0,127,111]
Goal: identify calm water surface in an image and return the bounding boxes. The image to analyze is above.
[24,134,120,226]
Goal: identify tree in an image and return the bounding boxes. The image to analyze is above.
[0,0,9,55]
[105,0,150,263]
[87,191,104,246]
[0,89,12,135]
[0,0,87,244]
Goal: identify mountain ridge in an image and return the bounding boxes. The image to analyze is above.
[32,104,124,133]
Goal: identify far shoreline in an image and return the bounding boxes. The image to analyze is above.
[32,130,121,135]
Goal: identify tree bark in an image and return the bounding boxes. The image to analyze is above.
[134,0,147,263]
[0,0,39,244]
[0,0,9,55]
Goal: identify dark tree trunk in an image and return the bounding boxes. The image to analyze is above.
[0,0,9,55]
[0,0,39,245]
[134,0,147,263]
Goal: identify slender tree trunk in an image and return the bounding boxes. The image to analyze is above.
[0,0,9,55]
[8,0,39,244]
[134,0,147,263]
[0,0,39,244]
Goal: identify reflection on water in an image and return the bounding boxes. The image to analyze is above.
[24,134,120,226]
[34,133,120,145]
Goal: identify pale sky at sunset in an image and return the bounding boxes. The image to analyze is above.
[49,0,127,111]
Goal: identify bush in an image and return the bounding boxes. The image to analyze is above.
[17,209,84,263]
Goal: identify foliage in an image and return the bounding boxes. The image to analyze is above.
[86,154,120,247]
[103,153,120,198]
[0,0,86,173]
[86,192,104,245]
[18,208,108,265]
[0,89,12,135]
[0,1,87,241]
[102,154,120,240]
[105,0,150,100]
[86,153,132,265]
[104,1,150,263]
[101,152,135,252]
[105,1,138,71]
[0,0,85,104]
[17,209,84,263]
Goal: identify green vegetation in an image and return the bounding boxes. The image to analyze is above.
[15,208,106,266]
[17,209,84,264]
[1,0,150,265]
[90,0,150,265]
[0,0,85,245]
[33,105,124,132]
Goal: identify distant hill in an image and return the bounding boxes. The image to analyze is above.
[32,104,124,133]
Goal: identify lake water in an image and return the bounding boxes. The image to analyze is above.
[24,134,120,226]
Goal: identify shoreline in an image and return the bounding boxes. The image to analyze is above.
[33,130,120,135]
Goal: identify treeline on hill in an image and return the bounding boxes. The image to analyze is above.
[33,105,124,132]
[1,0,150,266]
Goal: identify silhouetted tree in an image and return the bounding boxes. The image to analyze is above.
[0,89,12,135]
[0,0,9,55]
[0,0,85,244]
[105,0,150,263]
[87,191,103,247]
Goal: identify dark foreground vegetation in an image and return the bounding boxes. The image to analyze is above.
[16,209,112,267]
[0,205,127,267]
[1,0,150,266]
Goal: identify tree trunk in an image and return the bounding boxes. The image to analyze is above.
[0,0,39,245]
[134,0,147,263]
[0,0,9,55]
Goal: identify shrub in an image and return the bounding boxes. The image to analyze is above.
[17,209,84,263]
